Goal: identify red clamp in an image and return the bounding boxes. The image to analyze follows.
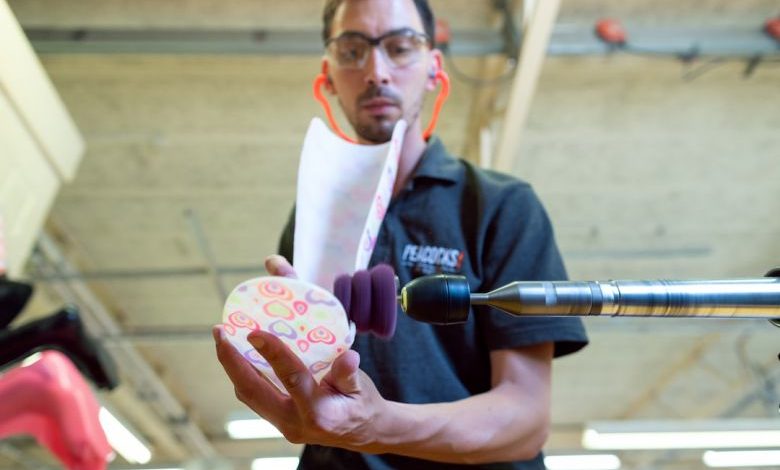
[595,18,627,46]
[765,17,780,41]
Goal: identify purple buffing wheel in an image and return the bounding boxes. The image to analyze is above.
[369,264,397,338]
[333,274,352,317]
[350,270,373,332]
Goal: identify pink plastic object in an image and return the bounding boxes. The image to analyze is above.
[0,350,112,470]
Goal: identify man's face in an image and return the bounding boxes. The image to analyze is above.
[324,0,440,143]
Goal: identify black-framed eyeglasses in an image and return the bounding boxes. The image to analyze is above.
[325,28,432,70]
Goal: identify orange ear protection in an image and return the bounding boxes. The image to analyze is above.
[313,70,451,144]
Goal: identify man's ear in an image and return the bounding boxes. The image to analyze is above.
[426,50,444,92]
[321,59,336,94]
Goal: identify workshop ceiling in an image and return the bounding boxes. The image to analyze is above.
[3,1,780,469]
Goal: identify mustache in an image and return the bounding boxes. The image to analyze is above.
[357,86,402,106]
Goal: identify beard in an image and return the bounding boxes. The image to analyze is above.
[355,117,396,143]
[350,85,403,143]
[347,84,427,144]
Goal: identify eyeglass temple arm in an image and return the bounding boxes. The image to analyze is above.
[313,74,358,143]
[313,71,451,143]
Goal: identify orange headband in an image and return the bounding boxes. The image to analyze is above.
[313,70,450,144]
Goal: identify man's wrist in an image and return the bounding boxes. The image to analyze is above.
[363,399,446,456]
[351,399,412,454]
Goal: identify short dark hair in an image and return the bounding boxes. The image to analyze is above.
[322,0,435,44]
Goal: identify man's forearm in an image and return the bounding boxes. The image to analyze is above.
[356,382,550,464]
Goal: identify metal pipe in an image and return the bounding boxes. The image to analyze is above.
[400,274,780,324]
[474,278,780,318]
[184,208,228,303]
[22,25,780,57]
[29,264,266,282]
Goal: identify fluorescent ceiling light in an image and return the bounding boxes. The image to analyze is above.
[703,450,780,468]
[251,457,300,470]
[98,407,151,464]
[583,419,780,450]
[544,454,621,470]
[226,418,283,439]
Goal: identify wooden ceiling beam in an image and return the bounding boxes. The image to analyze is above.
[492,0,561,173]
[460,0,524,167]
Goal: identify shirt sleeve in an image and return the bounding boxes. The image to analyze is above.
[476,184,588,358]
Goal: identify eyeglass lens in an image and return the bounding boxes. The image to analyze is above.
[328,30,429,69]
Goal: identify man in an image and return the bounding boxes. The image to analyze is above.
[214,0,588,468]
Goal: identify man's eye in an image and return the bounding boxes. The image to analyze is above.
[339,45,363,61]
[386,41,414,57]
[390,46,412,55]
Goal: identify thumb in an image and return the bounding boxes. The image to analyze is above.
[323,350,362,395]
[265,254,297,278]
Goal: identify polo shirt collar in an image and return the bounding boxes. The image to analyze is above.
[410,136,461,184]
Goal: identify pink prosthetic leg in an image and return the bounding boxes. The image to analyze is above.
[0,350,112,470]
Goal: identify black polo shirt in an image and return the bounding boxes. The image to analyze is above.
[279,136,588,470]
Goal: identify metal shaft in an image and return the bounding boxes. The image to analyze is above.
[470,278,780,318]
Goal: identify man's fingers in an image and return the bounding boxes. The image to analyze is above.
[265,255,297,278]
[213,325,286,412]
[323,349,362,395]
[248,330,316,407]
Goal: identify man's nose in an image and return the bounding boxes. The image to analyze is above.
[363,47,391,86]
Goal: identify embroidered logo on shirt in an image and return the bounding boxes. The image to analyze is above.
[401,244,464,275]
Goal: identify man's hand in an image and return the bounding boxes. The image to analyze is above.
[213,255,388,451]
[214,255,554,463]
[263,254,297,279]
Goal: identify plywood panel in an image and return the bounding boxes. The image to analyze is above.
[0,0,83,180]
[0,91,59,276]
